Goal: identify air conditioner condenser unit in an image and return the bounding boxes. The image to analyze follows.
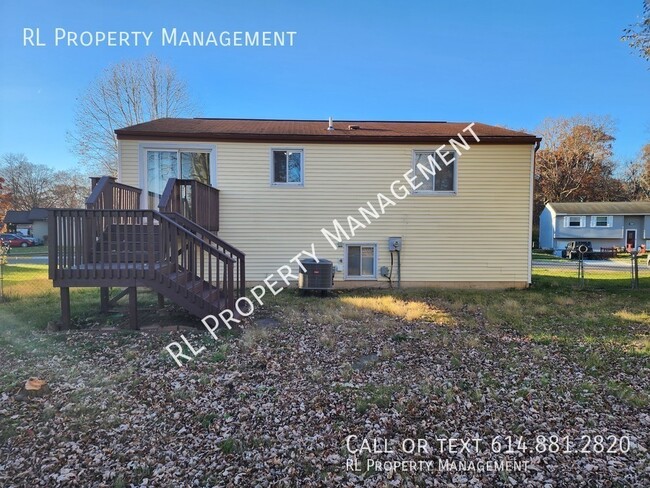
[298,258,335,291]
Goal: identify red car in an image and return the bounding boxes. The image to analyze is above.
[0,233,35,248]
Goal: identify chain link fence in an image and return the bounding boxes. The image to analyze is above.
[0,246,52,301]
[532,251,650,289]
[2,247,649,299]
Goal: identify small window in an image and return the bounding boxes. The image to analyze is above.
[591,216,612,227]
[271,149,303,185]
[412,151,457,194]
[345,244,377,279]
[565,216,585,228]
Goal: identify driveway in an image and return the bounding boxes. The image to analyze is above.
[7,255,48,265]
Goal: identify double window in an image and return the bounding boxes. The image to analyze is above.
[564,216,586,228]
[345,244,377,279]
[271,149,304,186]
[591,216,613,227]
[412,151,457,194]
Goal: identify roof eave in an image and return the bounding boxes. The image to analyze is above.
[115,130,541,145]
[553,212,650,216]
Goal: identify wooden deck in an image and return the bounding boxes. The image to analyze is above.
[49,177,245,329]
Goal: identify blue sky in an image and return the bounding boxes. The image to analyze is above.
[0,0,648,171]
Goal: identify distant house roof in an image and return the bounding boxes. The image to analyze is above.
[4,210,31,224]
[4,208,48,224]
[115,118,540,144]
[28,208,48,220]
[547,202,650,215]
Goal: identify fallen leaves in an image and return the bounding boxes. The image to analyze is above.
[0,296,648,487]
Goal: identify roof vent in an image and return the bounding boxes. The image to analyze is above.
[327,116,334,131]
[348,124,360,130]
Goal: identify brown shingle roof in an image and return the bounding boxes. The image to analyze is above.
[115,118,540,144]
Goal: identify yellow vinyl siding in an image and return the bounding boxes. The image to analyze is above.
[119,140,533,286]
[118,140,140,188]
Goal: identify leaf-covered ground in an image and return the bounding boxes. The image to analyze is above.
[1,288,649,487]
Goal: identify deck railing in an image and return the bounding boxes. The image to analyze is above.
[158,178,219,232]
[162,212,246,299]
[48,209,236,311]
[87,176,142,210]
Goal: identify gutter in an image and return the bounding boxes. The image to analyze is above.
[527,142,538,286]
[115,131,543,145]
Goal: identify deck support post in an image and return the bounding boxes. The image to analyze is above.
[60,287,71,329]
[157,293,165,309]
[128,287,138,330]
[100,287,110,312]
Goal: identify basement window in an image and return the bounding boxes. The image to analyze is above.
[271,149,303,186]
[345,244,377,280]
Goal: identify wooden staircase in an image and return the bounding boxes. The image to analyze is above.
[48,177,245,328]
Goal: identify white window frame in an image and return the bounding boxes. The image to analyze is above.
[564,216,586,228]
[591,215,613,228]
[138,142,217,209]
[411,149,458,195]
[270,148,304,187]
[344,243,378,280]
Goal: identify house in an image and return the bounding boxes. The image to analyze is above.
[539,202,650,252]
[115,118,539,286]
[4,208,48,241]
[49,117,540,328]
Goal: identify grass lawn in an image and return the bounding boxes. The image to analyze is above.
[5,244,48,256]
[533,265,650,289]
[0,264,648,486]
[531,250,562,260]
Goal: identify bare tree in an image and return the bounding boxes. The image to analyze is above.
[51,171,89,208]
[68,56,196,176]
[534,116,624,219]
[0,153,89,210]
[621,143,650,199]
[0,153,56,210]
[622,1,650,61]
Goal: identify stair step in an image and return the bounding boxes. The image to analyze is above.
[184,279,205,294]
[168,271,190,285]
[201,287,221,303]
[165,269,221,302]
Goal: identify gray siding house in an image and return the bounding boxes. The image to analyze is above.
[539,202,650,252]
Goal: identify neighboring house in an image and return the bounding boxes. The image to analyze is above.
[49,117,540,327]
[539,202,650,252]
[4,208,48,241]
[115,118,539,288]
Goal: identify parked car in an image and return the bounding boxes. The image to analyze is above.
[21,235,43,246]
[565,241,593,259]
[0,233,35,247]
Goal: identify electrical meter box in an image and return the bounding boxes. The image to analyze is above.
[388,237,402,251]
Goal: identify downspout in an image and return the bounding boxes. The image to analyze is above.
[528,139,541,287]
